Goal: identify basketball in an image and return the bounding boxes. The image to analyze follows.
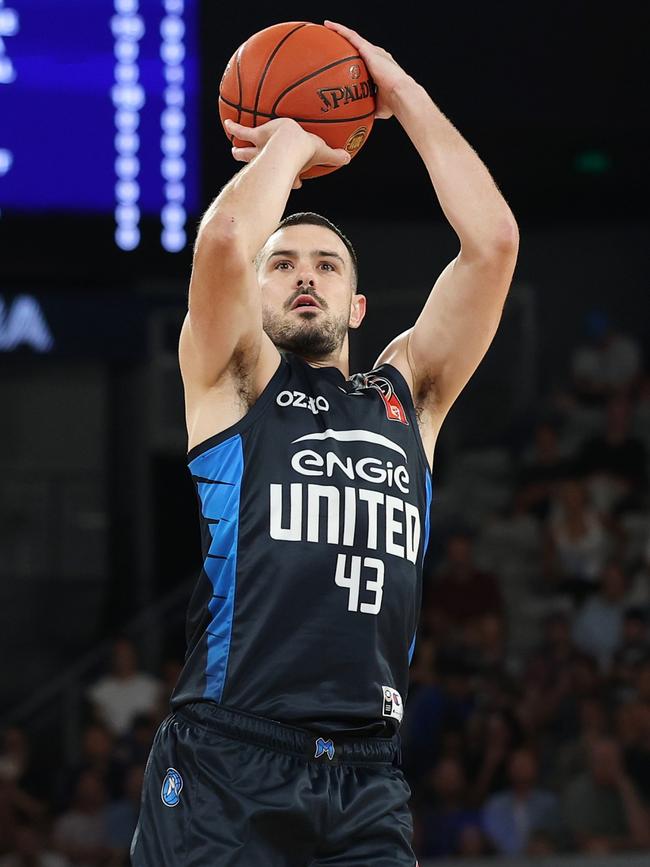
[218,22,376,179]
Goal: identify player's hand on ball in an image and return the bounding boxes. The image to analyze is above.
[323,20,412,120]
[225,118,351,189]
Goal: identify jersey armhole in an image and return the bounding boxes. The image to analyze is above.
[187,355,290,462]
[377,362,433,476]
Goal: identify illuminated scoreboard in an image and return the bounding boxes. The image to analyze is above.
[0,0,198,253]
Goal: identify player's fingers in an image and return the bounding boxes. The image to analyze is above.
[319,147,352,168]
[224,119,255,143]
[292,177,303,190]
[323,20,371,50]
[231,146,257,162]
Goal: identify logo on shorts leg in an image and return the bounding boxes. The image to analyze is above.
[314,737,335,760]
[160,767,183,807]
[381,685,404,723]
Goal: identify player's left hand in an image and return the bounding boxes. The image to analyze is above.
[323,20,413,120]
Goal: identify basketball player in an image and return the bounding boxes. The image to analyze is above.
[131,20,518,867]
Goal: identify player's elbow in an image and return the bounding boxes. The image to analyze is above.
[196,211,241,248]
[482,215,519,260]
[494,216,519,256]
[195,214,250,268]
[462,217,519,267]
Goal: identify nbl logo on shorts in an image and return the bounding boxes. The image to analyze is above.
[160,767,183,807]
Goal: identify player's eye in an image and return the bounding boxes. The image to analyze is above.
[320,262,335,271]
[275,261,293,270]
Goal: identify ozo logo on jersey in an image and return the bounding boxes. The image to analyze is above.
[276,389,330,415]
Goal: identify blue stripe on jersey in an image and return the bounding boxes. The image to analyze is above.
[423,470,432,555]
[408,633,416,665]
[188,434,244,702]
[409,470,433,666]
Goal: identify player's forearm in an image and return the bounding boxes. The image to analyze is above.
[392,79,518,257]
[197,127,311,261]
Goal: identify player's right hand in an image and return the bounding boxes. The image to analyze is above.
[225,118,350,189]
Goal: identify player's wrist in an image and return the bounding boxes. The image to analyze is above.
[266,120,318,164]
[387,76,427,116]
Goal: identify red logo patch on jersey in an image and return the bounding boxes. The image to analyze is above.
[365,374,409,425]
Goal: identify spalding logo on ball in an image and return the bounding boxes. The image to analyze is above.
[218,21,376,179]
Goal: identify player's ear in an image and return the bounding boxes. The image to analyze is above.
[348,292,366,330]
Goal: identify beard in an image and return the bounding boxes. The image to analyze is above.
[262,306,349,358]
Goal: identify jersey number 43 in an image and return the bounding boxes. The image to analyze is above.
[334,553,384,615]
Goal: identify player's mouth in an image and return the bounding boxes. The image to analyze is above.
[290,294,322,311]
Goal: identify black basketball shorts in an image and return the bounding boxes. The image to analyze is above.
[130,701,418,866]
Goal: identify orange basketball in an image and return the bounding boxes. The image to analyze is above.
[218,22,376,179]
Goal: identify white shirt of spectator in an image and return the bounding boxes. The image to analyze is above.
[572,334,641,391]
[550,508,609,582]
[87,673,161,736]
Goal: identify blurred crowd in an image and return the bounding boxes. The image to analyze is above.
[403,313,650,857]
[0,311,648,865]
[0,640,180,867]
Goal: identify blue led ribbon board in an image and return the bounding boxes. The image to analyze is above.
[0,0,198,252]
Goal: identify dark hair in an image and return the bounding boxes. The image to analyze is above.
[266,211,358,290]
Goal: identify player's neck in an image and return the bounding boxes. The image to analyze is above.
[301,352,349,378]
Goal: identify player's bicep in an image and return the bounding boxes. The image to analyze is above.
[409,248,517,414]
[182,227,265,386]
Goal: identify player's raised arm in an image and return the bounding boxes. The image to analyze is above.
[180,117,351,388]
[387,82,519,412]
[325,22,519,443]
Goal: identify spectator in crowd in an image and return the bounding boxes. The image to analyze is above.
[87,639,162,738]
[612,609,650,700]
[464,709,525,807]
[562,737,650,852]
[552,653,605,743]
[544,478,616,599]
[617,656,650,806]
[414,757,480,858]
[0,728,49,809]
[517,421,575,520]
[55,724,123,811]
[462,613,509,679]
[572,561,629,671]
[579,394,647,513]
[482,747,559,856]
[0,822,70,867]
[518,611,582,733]
[104,765,144,860]
[456,824,489,858]
[548,697,610,791]
[401,652,476,788]
[113,714,158,771]
[0,738,46,857]
[525,831,557,856]
[52,772,111,867]
[423,531,502,639]
[570,310,642,405]
[633,373,650,441]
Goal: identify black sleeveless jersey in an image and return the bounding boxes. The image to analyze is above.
[171,352,432,736]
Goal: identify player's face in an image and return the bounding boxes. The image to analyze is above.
[257,224,365,358]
